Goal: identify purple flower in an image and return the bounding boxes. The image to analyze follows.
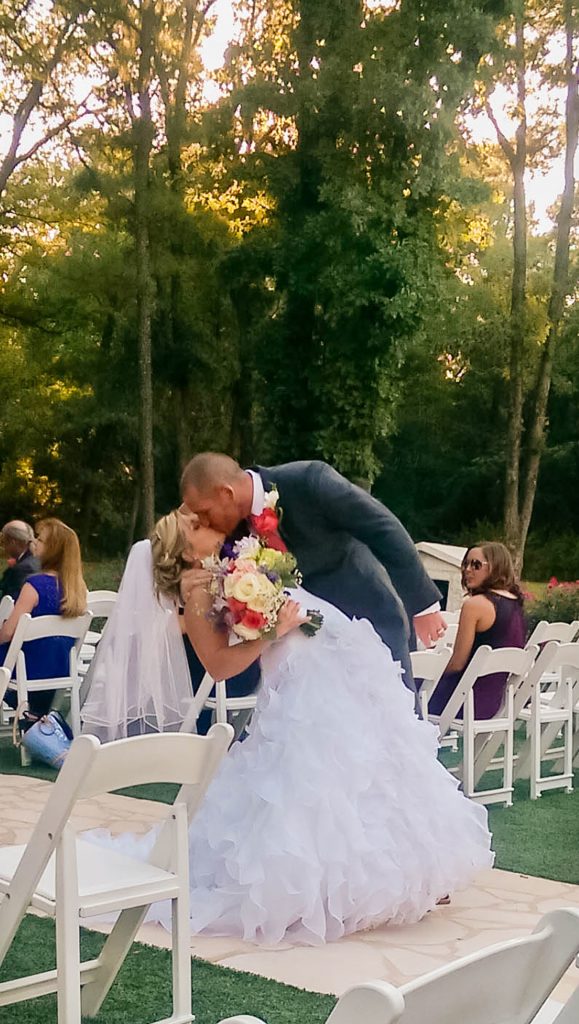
[220,541,236,559]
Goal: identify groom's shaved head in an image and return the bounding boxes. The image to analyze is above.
[180,453,252,533]
[180,452,245,496]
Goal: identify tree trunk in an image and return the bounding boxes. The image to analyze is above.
[517,5,579,569]
[503,4,528,571]
[134,0,156,535]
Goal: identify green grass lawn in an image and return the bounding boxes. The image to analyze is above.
[0,915,335,1024]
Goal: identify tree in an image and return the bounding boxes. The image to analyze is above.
[477,0,578,569]
[0,0,101,197]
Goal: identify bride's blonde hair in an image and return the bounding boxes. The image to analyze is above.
[150,511,187,601]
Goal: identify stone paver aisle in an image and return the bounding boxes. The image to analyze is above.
[1,772,578,1003]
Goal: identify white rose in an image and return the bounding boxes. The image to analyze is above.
[264,487,279,510]
[246,575,277,612]
[231,572,262,604]
[233,622,261,641]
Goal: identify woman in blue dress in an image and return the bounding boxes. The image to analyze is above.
[0,518,87,721]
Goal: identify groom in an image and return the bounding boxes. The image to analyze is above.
[180,453,445,696]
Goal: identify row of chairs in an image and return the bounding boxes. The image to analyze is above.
[412,623,579,805]
[0,590,257,757]
[0,727,577,1023]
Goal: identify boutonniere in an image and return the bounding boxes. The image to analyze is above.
[250,486,282,540]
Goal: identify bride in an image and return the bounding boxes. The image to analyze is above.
[83,510,493,946]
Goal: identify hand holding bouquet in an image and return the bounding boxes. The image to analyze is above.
[203,534,323,641]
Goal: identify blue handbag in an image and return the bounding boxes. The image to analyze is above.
[21,711,73,768]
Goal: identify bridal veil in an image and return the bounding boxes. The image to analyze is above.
[81,539,193,741]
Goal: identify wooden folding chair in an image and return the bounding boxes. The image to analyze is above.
[0,724,233,1024]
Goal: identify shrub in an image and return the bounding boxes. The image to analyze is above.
[525,579,579,635]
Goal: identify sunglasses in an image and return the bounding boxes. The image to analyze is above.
[463,558,488,571]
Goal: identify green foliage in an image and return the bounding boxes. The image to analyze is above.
[525,580,579,634]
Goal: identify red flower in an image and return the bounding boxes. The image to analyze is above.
[227,597,246,622]
[547,576,559,589]
[251,509,279,535]
[241,609,267,631]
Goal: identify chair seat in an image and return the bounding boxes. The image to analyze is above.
[0,839,179,914]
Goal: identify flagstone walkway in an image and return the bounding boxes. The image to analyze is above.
[2,772,578,1006]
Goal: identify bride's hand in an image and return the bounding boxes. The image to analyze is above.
[275,598,310,639]
[180,567,212,605]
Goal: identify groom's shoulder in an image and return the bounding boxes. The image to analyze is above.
[260,460,330,484]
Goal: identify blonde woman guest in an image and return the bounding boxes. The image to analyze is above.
[429,542,526,720]
[0,518,87,722]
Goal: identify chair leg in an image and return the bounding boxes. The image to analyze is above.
[463,724,475,798]
[531,693,542,800]
[55,831,82,1024]
[172,892,192,1022]
[69,684,81,737]
[172,804,192,1022]
[504,725,514,807]
[81,905,148,1018]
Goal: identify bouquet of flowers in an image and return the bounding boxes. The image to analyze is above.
[203,534,323,642]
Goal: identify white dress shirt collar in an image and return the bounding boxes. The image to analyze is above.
[246,469,266,516]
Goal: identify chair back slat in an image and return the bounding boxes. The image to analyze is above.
[397,909,579,1024]
[0,595,14,625]
[79,725,233,799]
[527,620,579,647]
[410,647,452,681]
[2,612,92,673]
[87,591,117,619]
[436,645,536,740]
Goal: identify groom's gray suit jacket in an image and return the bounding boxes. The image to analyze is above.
[257,461,441,692]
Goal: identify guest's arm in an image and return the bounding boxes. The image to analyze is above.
[0,583,39,643]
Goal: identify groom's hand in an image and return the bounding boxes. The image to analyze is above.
[180,567,212,605]
[413,611,447,648]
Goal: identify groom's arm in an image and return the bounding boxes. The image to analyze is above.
[307,462,442,619]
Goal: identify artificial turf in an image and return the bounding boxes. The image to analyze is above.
[0,914,336,1024]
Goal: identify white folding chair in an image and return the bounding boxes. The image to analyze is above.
[180,670,259,740]
[515,643,579,798]
[0,594,14,625]
[527,621,579,647]
[410,647,457,750]
[217,909,579,1024]
[2,611,92,762]
[0,597,16,732]
[79,590,118,676]
[0,724,233,1024]
[431,645,538,805]
[442,609,462,625]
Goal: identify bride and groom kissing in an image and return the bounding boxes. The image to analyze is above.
[82,452,492,946]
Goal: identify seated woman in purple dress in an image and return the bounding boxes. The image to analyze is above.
[429,542,526,720]
[0,518,87,722]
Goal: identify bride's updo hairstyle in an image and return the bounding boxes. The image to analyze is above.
[150,511,187,601]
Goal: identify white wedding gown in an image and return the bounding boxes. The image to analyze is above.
[89,585,493,946]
